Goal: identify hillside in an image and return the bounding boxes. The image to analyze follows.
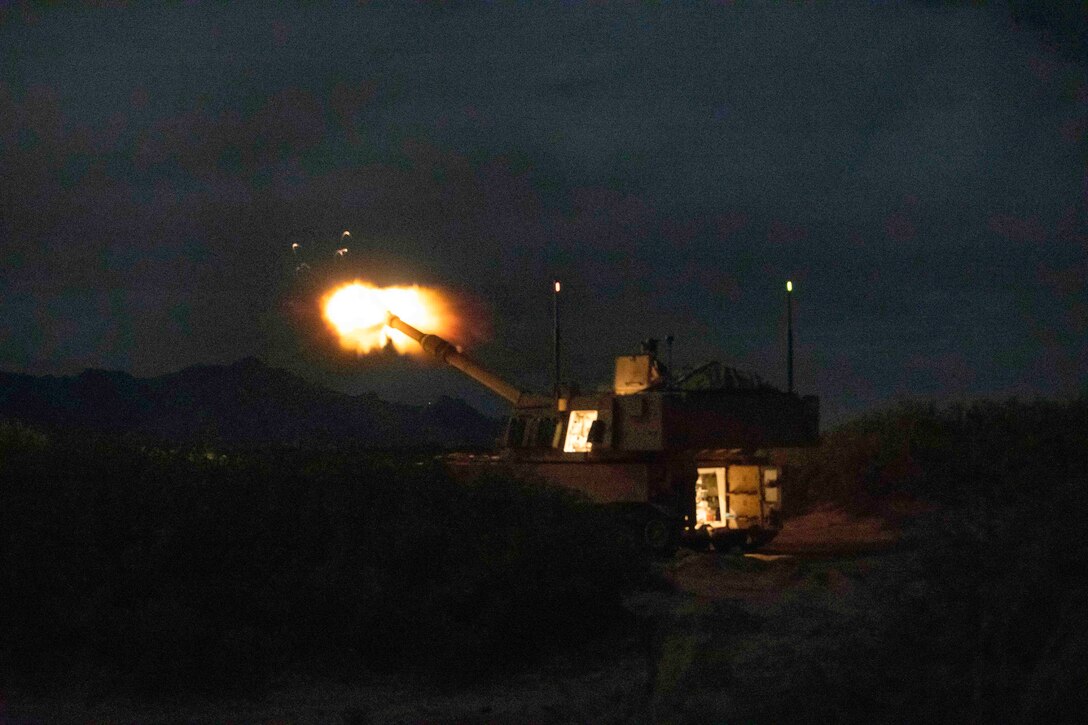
[0,358,499,449]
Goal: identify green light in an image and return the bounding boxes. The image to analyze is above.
[786,280,793,293]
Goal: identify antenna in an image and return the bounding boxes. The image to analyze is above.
[553,280,561,399]
[786,280,794,394]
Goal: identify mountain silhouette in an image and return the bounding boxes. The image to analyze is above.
[0,358,499,449]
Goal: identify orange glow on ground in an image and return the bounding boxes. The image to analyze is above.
[322,281,459,354]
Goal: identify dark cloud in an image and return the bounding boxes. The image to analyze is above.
[1,2,1086,421]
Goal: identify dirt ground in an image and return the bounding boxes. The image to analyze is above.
[6,504,931,724]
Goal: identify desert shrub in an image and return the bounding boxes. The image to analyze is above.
[782,396,1088,720]
[965,470,1088,722]
[0,430,645,694]
[0,419,49,452]
[788,396,1088,512]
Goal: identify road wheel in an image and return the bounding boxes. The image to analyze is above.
[643,518,675,553]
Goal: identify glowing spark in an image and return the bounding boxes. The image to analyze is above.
[292,242,300,252]
[323,281,459,355]
[341,230,351,240]
[336,248,348,257]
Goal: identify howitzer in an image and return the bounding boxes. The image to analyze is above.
[388,312,818,552]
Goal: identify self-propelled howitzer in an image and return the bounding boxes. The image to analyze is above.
[388,312,819,551]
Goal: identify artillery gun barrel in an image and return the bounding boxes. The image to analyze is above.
[386,313,524,405]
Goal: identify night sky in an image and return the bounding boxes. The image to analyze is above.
[2,2,1086,423]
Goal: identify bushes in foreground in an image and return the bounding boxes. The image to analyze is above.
[783,397,1088,721]
[0,425,645,694]
[787,396,1088,512]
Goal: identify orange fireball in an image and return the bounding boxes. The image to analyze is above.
[322,281,459,355]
